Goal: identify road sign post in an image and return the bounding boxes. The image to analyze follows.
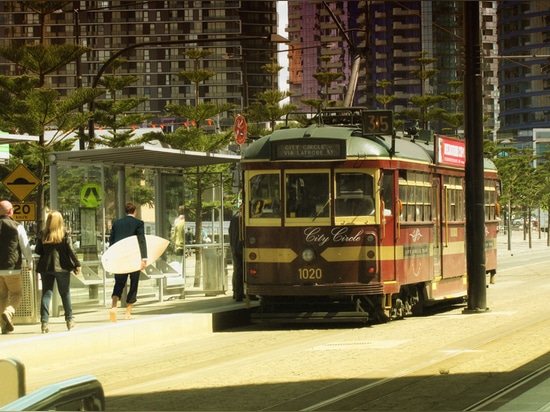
[234,114,247,145]
[11,202,36,222]
[1,164,40,201]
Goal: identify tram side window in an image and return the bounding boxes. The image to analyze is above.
[444,176,464,221]
[249,173,281,218]
[335,172,375,216]
[286,172,330,218]
[484,179,497,221]
[398,171,431,222]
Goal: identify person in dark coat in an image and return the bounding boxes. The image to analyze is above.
[0,200,33,335]
[35,210,81,333]
[109,203,147,322]
[229,204,244,302]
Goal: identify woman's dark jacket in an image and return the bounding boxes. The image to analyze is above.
[36,233,81,273]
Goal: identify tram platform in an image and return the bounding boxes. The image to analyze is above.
[0,293,257,369]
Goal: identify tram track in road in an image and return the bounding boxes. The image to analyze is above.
[263,315,550,411]
[97,303,550,411]
[464,363,550,411]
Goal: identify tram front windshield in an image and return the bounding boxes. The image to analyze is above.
[247,170,376,221]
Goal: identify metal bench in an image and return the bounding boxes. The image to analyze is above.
[142,259,184,301]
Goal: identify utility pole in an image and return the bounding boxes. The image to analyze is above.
[463,2,488,313]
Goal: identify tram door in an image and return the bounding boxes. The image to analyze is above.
[432,177,442,278]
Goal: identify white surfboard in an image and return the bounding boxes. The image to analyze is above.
[101,234,170,274]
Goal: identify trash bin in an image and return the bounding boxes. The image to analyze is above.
[202,247,223,295]
[13,266,39,325]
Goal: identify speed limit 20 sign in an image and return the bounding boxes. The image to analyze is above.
[11,202,36,222]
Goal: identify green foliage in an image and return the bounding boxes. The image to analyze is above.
[485,140,545,221]
[179,69,217,84]
[0,44,90,85]
[91,59,152,148]
[375,80,398,109]
[247,90,298,131]
[99,74,141,92]
[23,1,71,15]
[165,102,236,132]
[178,49,216,105]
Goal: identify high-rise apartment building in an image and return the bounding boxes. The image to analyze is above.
[496,1,550,149]
[0,1,279,129]
[287,1,500,138]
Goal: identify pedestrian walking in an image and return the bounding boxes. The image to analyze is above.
[0,200,33,334]
[229,204,244,302]
[172,206,186,257]
[109,203,147,322]
[184,227,195,257]
[35,210,81,333]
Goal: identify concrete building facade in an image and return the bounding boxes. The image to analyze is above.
[0,1,279,130]
[286,1,501,138]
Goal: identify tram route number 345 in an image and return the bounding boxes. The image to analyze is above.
[11,202,36,222]
[361,110,394,135]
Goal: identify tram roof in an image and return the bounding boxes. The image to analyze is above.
[243,125,435,163]
[50,144,240,170]
[243,124,497,171]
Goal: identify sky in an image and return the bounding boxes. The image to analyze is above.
[277,1,289,92]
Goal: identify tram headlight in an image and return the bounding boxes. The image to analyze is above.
[301,247,317,262]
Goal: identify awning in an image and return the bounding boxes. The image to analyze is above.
[50,144,240,170]
[0,133,40,145]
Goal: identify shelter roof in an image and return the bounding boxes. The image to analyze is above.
[0,133,40,144]
[50,144,240,170]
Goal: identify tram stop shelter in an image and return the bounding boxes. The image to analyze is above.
[47,143,240,312]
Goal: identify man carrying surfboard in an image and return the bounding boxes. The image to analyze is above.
[109,202,147,322]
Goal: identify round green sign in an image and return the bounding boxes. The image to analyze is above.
[80,183,103,208]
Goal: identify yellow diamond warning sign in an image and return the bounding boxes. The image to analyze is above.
[2,164,40,201]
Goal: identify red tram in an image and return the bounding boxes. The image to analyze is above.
[240,109,499,322]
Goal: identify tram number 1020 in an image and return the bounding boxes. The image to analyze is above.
[298,268,323,280]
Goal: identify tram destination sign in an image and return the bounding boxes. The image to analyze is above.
[271,139,346,160]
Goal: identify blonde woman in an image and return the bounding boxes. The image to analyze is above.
[35,211,81,333]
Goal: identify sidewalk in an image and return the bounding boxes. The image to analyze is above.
[497,228,549,256]
[0,293,255,368]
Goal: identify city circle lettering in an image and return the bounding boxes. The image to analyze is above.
[304,226,363,247]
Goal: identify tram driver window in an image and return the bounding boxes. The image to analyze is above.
[285,172,329,218]
[335,172,375,216]
[381,173,393,216]
[249,173,281,218]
